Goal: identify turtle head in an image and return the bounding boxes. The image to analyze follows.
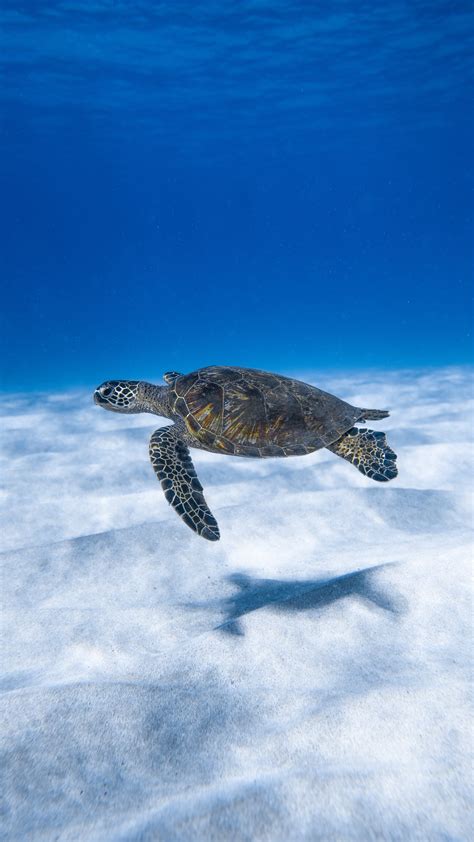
[94,380,142,413]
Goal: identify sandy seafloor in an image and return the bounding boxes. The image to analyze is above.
[1,367,472,841]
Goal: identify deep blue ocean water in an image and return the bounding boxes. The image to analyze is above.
[1,1,472,391]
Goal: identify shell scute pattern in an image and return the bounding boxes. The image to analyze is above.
[170,366,362,457]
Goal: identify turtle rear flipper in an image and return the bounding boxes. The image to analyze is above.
[149,425,220,540]
[327,427,398,482]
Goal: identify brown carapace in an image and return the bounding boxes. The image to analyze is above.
[94,366,397,541]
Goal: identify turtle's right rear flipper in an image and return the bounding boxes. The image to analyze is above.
[327,427,398,482]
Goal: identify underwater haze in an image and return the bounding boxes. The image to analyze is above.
[1,4,474,842]
[1,0,473,391]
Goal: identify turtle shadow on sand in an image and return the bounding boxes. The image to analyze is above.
[189,564,406,636]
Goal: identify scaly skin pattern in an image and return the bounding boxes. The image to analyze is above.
[326,427,398,482]
[149,425,220,541]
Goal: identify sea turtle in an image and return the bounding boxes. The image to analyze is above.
[94,366,397,541]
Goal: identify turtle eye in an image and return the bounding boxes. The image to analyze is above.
[101,386,113,397]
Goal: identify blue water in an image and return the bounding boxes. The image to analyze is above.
[1,2,472,391]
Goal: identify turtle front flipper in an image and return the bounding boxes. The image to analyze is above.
[149,425,220,541]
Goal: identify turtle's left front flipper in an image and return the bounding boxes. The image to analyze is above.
[149,425,220,540]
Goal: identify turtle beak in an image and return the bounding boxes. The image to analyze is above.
[94,390,107,406]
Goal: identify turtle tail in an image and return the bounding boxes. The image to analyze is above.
[359,408,390,420]
[327,427,398,482]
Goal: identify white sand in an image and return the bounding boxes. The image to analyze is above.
[1,367,472,840]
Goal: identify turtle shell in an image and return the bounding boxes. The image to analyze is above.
[168,366,362,458]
